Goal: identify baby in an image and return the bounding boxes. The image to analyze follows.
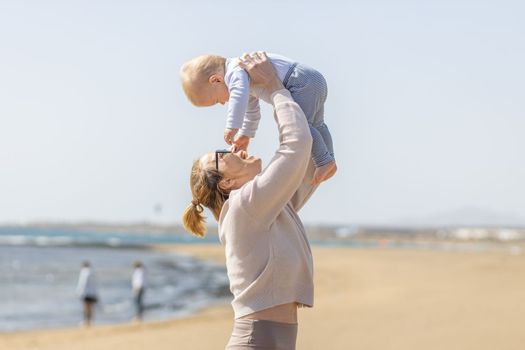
[180,52,337,184]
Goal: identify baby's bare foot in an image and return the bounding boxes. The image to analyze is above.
[312,161,337,185]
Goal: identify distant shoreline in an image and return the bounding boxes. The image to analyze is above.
[1,222,525,245]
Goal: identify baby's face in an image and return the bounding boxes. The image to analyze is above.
[194,80,229,107]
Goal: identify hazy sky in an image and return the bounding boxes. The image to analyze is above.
[1,0,524,226]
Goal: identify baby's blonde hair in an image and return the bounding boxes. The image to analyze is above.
[179,54,226,105]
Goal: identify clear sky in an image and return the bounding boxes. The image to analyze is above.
[1,0,524,226]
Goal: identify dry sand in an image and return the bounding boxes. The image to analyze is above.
[1,244,525,350]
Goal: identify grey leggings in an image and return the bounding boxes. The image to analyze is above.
[225,319,298,350]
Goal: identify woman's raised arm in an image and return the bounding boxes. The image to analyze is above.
[234,53,313,226]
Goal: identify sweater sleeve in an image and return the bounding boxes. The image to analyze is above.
[239,89,313,227]
[289,160,318,212]
[225,69,250,130]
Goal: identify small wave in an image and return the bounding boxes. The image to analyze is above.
[107,237,122,247]
[0,235,76,246]
[0,235,31,245]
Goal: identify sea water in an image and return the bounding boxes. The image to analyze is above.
[0,227,230,332]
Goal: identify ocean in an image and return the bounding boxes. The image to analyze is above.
[0,226,230,332]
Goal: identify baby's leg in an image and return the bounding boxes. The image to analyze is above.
[310,124,334,167]
[287,71,332,166]
[308,79,336,183]
[310,99,336,184]
[310,123,337,185]
[310,103,337,184]
[286,64,336,182]
[317,120,334,153]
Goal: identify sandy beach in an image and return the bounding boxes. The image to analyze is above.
[1,244,524,350]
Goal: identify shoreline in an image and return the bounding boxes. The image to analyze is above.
[2,244,525,350]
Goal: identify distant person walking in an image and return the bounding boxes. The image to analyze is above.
[76,261,98,327]
[132,261,147,321]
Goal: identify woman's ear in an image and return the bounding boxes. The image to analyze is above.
[218,177,234,192]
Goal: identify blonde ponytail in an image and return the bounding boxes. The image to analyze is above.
[182,201,206,237]
[181,159,229,237]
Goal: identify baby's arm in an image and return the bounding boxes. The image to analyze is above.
[233,96,260,150]
[239,95,261,138]
[225,69,251,143]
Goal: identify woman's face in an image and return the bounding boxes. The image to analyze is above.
[200,149,262,189]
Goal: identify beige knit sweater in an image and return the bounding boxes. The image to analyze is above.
[218,89,317,319]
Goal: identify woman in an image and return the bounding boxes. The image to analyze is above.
[183,52,318,349]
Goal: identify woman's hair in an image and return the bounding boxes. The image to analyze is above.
[179,54,226,105]
[182,159,229,237]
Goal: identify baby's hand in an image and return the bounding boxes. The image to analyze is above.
[224,128,238,145]
[233,135,250,152]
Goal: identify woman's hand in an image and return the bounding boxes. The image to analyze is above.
[238,51,284,94]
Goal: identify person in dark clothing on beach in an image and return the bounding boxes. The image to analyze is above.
[76,261,98,327]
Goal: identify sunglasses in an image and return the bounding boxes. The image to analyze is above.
[215,149,232,171]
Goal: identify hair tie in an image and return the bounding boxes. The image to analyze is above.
[191,199,204,213]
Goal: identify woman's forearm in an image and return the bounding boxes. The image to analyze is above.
[271,89,312,149]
